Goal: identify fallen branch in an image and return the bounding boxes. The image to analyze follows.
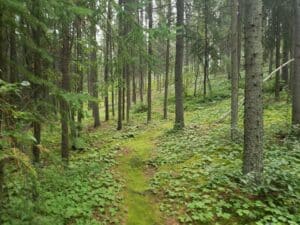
[215,58,295,124]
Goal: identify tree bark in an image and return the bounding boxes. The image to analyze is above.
[139,8,144,103]
[282,30,289,84]
[90,0,101,127]
[104,0,112,121]
[275,10,281,101]
[117,0,124,130]
[174,0,184,129]
[163,0,171,120]
[231,0,239,141]
[203,0,209,98]
[243,0,264,183]
[32,0,42,163]
[60,23,71,163]
[76,17,84,130]
[292,0,300,128]
[147,0,153,123]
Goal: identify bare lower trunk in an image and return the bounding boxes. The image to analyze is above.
[164,0,171,120]
[60,23,71,163]
[132,67,137,104]
[282,35,289,84]
[90,0,100,127]
[231,0,239,141]
[243,0,264,183]
[275,11,281,101]
[76,17,84,131]
[292,0,300,128]
[194,63,199,97]
[203,0,209,98]
[147,0,153,123]
[174,0,184,129]
[117,0,123,130]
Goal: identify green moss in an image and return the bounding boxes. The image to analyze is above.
[117,124,171,225]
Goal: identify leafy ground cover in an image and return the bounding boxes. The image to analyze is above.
[149,95,300,225]
[2,78,300,225]
[2,123,122,225]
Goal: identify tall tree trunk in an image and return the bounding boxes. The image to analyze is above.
[282,30,289,84]
[60,23,71,163]
[231,0,239,141]
[132,66,137,104]
[90,0,101,127]
[194,62,200,97]
[147,0,153,123]
[290,4,296,92]
[139,8,144,103]
[292,0,300,129]
[203,0,209,98]
[174,0,184,129]
[163,0,171,119]
[32,0,42,163]
[76,17,84,131]
[104,0,112,121]
[117,0,124,130]
[237,0,243,78]
[243,0,264,183]
[275,11,281,101]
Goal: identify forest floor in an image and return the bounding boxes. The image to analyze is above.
[116,121,171,225]
[2,79,300,225]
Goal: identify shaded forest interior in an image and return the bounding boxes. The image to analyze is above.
[0,0,300,224]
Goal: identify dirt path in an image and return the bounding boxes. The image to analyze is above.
[116,123,171,225]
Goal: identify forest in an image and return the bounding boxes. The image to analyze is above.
[0,0,300,224]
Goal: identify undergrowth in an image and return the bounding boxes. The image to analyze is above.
[149,95,300,225]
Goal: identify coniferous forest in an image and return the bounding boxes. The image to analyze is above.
[1,0,300,224]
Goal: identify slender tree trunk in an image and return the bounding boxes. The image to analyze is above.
[139,8,144,103]
[243,0,264,183]
[194,62,200,97]
[60,23,71,162]
[104,0,112,121]
[132,66,137,104]
[90,1,101,127]
[147,0,153,123]
[290,5,296,92]
[111,34,115,117]
[126,64,130,122]
[203,0,209,98]
[174,0,184,129]
[163,0,171,119]
[32,0,42,163]
[292,0,300,128]
[76,17,84,130]
[231,0,239,141]
[269,49,274,75]
[237,0,243,78]
[275,11,281,101]
[117,0,123,130]
[282,32,289,84]
[122,72,125,120]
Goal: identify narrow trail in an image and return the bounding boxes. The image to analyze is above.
[116,122,171,225]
